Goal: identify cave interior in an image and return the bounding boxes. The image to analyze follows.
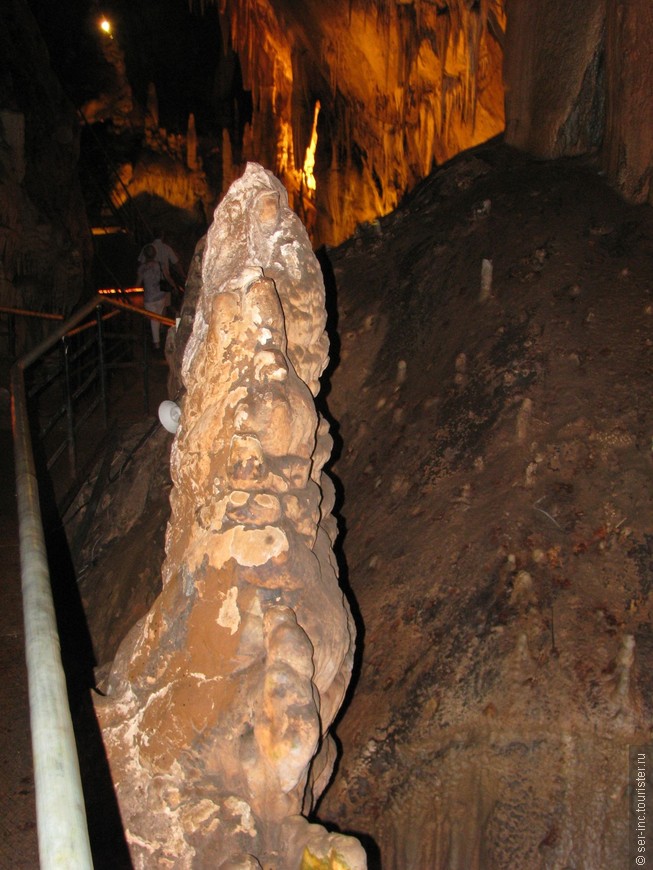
[1,0,653,868]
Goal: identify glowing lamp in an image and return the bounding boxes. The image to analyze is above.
[159,401,181,434]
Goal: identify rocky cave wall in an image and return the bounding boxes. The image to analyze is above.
[0,0,91,325]
[77,0,506,251]
[115,0,653,248]
[5,0,653,865]
[70,141,653,869]
[314,144,653,868]
[4,0,653,314]
[503,0,653,205]
[77,13,214,256]
[69,140,653,870]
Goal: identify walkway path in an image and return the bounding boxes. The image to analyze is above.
[0,385,39,867]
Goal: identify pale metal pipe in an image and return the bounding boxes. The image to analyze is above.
[11,364,93,869]
[10,296,109,868]
[10,293,173,866]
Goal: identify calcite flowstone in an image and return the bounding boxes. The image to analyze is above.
[96,164,365,870]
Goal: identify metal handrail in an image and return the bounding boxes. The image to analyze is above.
[0,306,66,360]
[10,295,174,868]
[0,305,64,320]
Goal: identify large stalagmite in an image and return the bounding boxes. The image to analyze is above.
[96,164,365,870]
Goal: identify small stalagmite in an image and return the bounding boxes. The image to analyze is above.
[96,163,365,870]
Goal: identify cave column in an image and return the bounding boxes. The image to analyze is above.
[602,0,653,203]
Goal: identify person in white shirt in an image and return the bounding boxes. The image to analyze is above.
[137,244,170,349]
[138,228,186,310]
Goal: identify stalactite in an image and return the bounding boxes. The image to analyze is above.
[202,0,504,245]
[145,82,159,130]
[186,113,198,171]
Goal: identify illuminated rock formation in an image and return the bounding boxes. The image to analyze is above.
[108,0,653,247]
[217,0,506,245]
[109,92,214,225]
[84,0,653,246]
[96,163,364,870]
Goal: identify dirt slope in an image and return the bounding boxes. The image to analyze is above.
[317,143,653,868]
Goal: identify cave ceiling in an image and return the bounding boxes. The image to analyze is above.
[196,0,507,245]
[9,0,653,291]
[28,0,506,248]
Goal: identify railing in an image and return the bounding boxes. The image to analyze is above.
[0,305,64,361]
[10,296,174,869]
[6,297,173,490]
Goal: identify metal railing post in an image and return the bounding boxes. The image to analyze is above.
[8,312,16,359]
[96,303,108,426]
[61,336,76,477]
[142,318,150,413]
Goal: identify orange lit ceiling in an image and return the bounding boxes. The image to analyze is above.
[211,0,506,246]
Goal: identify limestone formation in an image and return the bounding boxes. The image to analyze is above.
[96,164,365,870]
[216,0,506,246]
